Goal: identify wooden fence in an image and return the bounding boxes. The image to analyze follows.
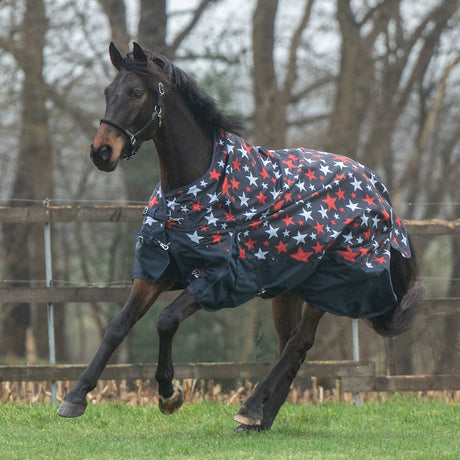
[0,205,459,396]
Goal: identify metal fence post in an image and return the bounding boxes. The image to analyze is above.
[352,318,361,406]
[43,198,56,404]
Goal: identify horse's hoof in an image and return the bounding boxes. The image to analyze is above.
[57,399,87,418]
[159,382,184,415]
[234,405,263,426]
[233,424,264,435]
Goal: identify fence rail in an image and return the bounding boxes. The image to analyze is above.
[1,205,459,234]
[0,361,459,393]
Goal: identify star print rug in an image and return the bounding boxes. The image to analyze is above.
[133,132,410,318]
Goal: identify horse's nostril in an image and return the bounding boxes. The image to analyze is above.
[91,144,113,163]
[98,145,113,162]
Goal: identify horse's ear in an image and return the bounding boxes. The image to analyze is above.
[109,42,124,71]
[133,42,148,63]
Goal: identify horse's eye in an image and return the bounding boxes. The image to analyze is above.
[133,90,144,100]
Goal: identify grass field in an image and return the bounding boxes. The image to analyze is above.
[0,397,459,459]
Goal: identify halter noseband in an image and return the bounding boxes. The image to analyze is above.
[100,82,165,160]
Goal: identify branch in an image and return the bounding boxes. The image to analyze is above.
[169,0,217,56]
[282,0,315,99]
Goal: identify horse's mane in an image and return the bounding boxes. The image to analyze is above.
[121,51,242,137]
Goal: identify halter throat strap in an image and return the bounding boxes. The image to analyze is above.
[100,82,165,160]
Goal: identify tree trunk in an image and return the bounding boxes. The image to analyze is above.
[252,0,287,148]
[2,0,54,360]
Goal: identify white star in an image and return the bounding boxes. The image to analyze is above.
[350,177,362,191]
[299,209,313,221]
[319,164,331,176]
[346,200,361,212]
[239,192,250,207]
[318,205,329,219]
[238,146,249,158]
[205,212,218,226]
[246,172,258,186]
[207,192,219,204]
[244,209,256,220]
[401,234,407,246]
[294,181,305,194]
[200,180,208,188]
[167,198,178,210]
[343,232,353,243]
[334,160,346,169]
[360,213,369,226]
[372,216,380,228]
[188,185,201,197]
[265,225,279,239]
[255,248,268,260]
[292,231,307,245]
[187,231,203,244]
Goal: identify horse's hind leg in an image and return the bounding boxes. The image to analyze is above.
[234,302,324,430]
[234,292,303,433]
[155,289,201,415]
[57,278,171,418]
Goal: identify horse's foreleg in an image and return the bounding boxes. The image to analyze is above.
[155,289,200,415]
[57,278,171,418]
[235,302,324,429]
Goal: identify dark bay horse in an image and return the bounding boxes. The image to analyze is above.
[57,42,424,432]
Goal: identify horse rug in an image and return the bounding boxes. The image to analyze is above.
[132,132,411,318]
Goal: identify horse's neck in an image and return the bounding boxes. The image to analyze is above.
[153,93,213,192]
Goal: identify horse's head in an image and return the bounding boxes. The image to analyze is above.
[90,42,165,172]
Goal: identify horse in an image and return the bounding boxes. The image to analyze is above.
[57,42,424,432]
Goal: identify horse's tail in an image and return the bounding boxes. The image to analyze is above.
[365,236,425,337]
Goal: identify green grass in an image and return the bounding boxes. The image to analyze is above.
[0,397,459,459]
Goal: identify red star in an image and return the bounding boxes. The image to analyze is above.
[201,225,208,232]
[363,194,376,206]
[191,202,201,211]
[209,168,220,181]
[230,177,240,190]
[306,169,316,181]
[282,159,295,169]
[261,168,269,180]
[232,158,241,171]
[381,209,390,221]
[246,237,256,250]
[224,210,234,221]
[291,248,313,262]
[284,192,293,203]
[363,229,372,240]
[275,241,288,254]
[282,215,295,226]
[313,221,324,234]
[335,188,346,200]
[239,248,246,259]
[312,242,324,254]
[374,256,387,264]
[222,177,230,196]
[256,192,267,204]
[249,221,262,229]
[273,199,284,212]
[212,234,222,243]
[334,173,346,181]
[337,246,360,262]
[322,193,337,211]
[149,195,159,207]
[359,247,369,256]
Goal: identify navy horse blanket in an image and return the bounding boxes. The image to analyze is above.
[133,132,410,318]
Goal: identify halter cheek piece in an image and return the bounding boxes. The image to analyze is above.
[100,82,165,160]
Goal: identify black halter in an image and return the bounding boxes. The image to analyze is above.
[100,82,165,160]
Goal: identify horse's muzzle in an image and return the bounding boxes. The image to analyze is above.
[90,144,118,171]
